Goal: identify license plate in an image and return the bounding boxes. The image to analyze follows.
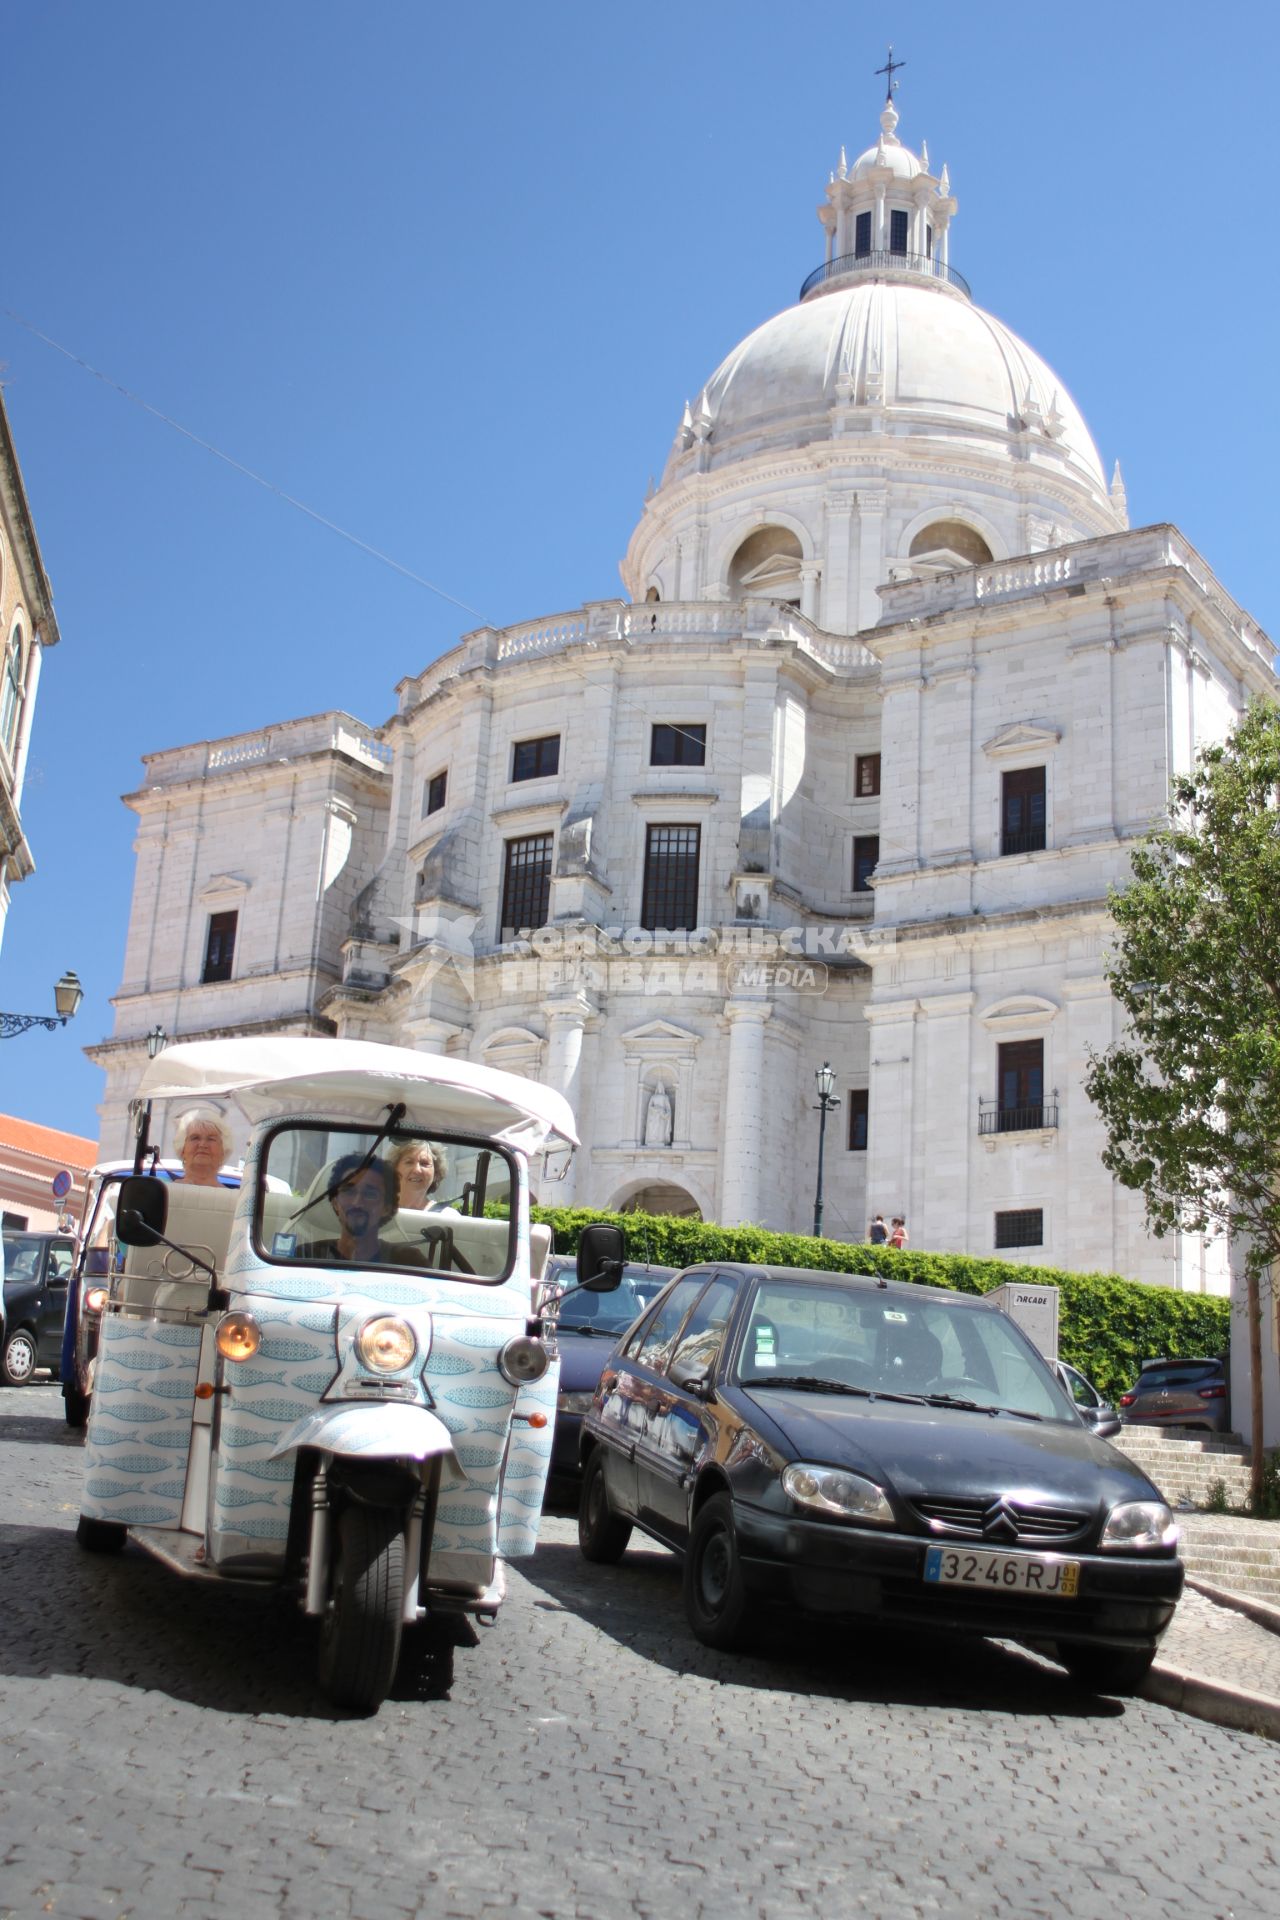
[924,1545,1079,1598]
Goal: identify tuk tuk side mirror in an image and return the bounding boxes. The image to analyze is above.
[577,1223,625,1293]
[115,1175,169,1247]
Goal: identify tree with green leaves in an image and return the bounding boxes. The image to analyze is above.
[1084,701,1280,1506]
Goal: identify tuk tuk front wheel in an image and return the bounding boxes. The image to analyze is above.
[318,1505,406,1713]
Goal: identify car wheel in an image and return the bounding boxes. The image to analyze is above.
[1058,1643,1155,1696]
[1,1328,38,1387]
[76,1514,127,1553]
[684,1492,752,1651]
[578,1450,632,1564]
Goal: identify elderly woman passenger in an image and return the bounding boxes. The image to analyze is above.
[391,1139,448,1211]
[174,1107,234,1186]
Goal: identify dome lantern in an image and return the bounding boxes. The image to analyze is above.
[805,94,963,304]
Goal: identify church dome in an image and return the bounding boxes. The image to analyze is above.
[682,279,1107,498]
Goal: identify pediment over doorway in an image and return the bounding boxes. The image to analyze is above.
[981,723,1061,759]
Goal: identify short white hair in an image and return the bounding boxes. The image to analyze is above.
[174,1106,233,1161]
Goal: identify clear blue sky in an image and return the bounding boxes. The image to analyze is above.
[1,0,1276,1146]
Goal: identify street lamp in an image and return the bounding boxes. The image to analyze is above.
[0,969,84,1039]
[812,1061,841,1239]
[146,1025,168,1058]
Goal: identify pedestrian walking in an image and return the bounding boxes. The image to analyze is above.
[868,1214,888,1245]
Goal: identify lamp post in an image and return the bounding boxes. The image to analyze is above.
[812,1061,841,1239]
[146,1025,168,1059]
[0,969,84,1040]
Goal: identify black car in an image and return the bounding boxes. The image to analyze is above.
[545,1257,677,1485]
[1,1230,76,1386]
[578,1263,1183,1693]
[1118,1356,1230,1433]
[1057,1361,1123,1440]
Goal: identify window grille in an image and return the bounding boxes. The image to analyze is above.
[847,1089,869,1152]
[641,824,700,931]
[500,833,553,938]
[855,211,872,258]
[890,209,910,255]
[855,753,881,798]
[423,770,447,816]
[995,1209,1044,1250]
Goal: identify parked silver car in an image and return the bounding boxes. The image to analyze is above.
[1118,1357,1230,1433]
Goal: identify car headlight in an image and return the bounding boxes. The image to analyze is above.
[557,1389,596,1415]
[1100,1500,1178,1550]
[782,1463,895,1526]
[356,1316,417,1374]
[499,1336,551,1386]
[215,1312,262,1363]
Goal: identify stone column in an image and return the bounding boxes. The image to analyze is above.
[541,989,595,1206]
[864,998,919,1231]
[401,1014,469,1055]
[916,991,975,1249]
[719,1000,772,1225]
[799,562,821,624]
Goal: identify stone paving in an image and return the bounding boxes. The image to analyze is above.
[3,1386,1280,1920]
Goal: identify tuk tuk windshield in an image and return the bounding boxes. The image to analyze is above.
[256,1124,516,1284]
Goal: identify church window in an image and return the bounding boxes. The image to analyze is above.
[995,1208,1044,1250]
[728,526,803,605]
[1001,767,1046,855]
[853,835,879,893]
[2,625,24,755]
[651,723,706,768]
[855,211,871,258]
[641,823,700,931]
[890,209,909,256]
[500,833,553,939]
[925,225,934,258]
[512,734,560,782]
[855,753,881,798]
[202,910,238,985]
[909,521,993,567]
[996,1040,1045,1130]
[847,1089,869,1151]
[423,769,447,816]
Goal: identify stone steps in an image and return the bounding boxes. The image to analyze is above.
[1109,1430,1280,1601]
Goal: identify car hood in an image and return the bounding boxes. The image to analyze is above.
[557,1329,623,1391]
[739,1388,1158,1511]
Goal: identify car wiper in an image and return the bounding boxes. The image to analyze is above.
[559,1324,621,1337]
[921,1393,1044,1422]
[743,1375,927,1405]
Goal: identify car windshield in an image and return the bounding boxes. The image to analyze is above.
[734,1279,1074,1421]
[1138,1362,1220,1389]
[557,1269,671,1335]
[256,1123,516,1283]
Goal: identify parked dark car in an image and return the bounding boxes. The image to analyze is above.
[1118,1357,1230,1433]
[1,1230,76,1386]
[578,1263,1183,1693]
[1057,1361,1122,1440]
[544,1256,676,1487]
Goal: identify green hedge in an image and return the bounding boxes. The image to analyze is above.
[531,1205,1231,1402]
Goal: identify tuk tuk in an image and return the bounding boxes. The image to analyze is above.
[75,1036,620,1712]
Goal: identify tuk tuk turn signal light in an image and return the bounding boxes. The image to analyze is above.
[215,1312,262,1363]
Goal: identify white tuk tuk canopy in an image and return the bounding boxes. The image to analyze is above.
[135,1038,579,1154]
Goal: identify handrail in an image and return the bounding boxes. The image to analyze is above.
[800,249,970,302]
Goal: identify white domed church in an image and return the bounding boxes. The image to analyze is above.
[91,97,1274,1292]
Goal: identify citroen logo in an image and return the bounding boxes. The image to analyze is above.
[983,1499,1021,1542]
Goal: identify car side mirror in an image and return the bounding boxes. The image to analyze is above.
[668,1356,711,1395]
[577,1222,625,1293]
[115,1175,168,1247]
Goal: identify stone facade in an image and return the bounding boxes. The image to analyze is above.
[91,101,1274,1296]
[0,389,60,956]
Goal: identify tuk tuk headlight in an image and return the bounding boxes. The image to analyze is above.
[356,1316,417,1374]
[85,1286,109,1314]
[215,1312,262,1363]
[498,1336,551,1386]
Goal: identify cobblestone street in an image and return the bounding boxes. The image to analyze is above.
[2,1386,1279,1920]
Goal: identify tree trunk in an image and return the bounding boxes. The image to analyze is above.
[1248,1264,1265,1510]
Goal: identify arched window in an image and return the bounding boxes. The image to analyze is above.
[1,625,24,755]
[729,526,803,604]
[908,521,993,567]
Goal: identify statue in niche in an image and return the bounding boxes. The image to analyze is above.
[643,1082,674,1149]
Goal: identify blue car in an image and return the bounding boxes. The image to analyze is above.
[545,1258,677,1488]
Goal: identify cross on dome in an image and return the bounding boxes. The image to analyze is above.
[875,44,906,102]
